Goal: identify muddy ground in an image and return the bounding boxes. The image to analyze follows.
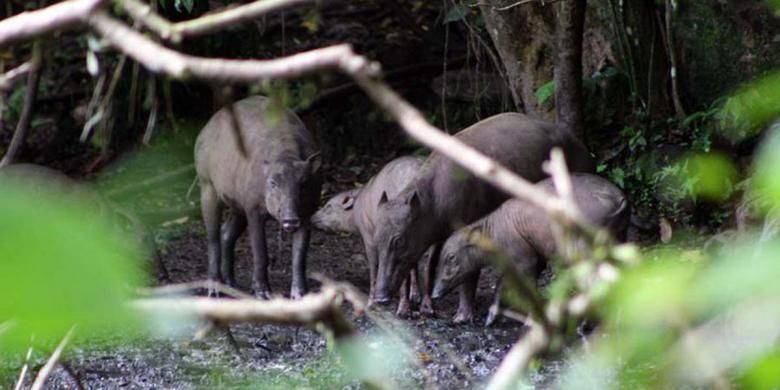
[14,218,574,389]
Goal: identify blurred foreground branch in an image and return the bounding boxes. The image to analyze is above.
[0,0,105,47]
[134,285,355,338]
[0,61,32,92]
[119,0,321,43]
[30,327,75,390]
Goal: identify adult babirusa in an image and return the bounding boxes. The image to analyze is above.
[194,96,322,299]
[370,113,596,310]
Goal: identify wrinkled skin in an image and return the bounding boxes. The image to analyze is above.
[311,189,360,234]
[431,173,629,325]
[432,228,489,323]
[311,156,432,315]
[373,190,437,304]
[372,113,596,308]
[195,96,322,299]
[433,227,483,299]
[433,225,540,324]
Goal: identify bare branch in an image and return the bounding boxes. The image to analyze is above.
[104,163,194,198]
[486,318,549,390]
[88,12,374,82]
[0,61,32,92]
[133,287,354,338]
[14,337,35,390]
[137,279,255,300]
[0,0,105,48]
[119,0,321,43]
[351,72,598,232]
[470,0,563,11]
[30,327,75,390]
[1,40,43,167]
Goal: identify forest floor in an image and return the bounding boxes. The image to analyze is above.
[33,220,573,389]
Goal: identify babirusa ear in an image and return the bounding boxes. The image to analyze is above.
[306,152,322,173]
[378,191,389,206]
[406,191,421,208]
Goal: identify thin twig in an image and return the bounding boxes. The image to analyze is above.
[470,0,562,11]
[14,336,35,390]
[89,12,376,82]
[118,0,322,43]
[664,0,686,119]
[133,286,354,338]
[0,61,32,91]
[137,279,255,300]
[104,163,194,198]
[30,327,76,390]
[486,318,549,390]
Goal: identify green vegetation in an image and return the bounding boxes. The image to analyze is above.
[0,176,146,352]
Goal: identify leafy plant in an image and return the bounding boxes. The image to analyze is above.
[535,80,555,105]
[0,176,146,352]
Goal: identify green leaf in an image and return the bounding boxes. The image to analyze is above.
[721,71,780,141]
[679,152,738,202]
[752,130,780,210]
[606,255,698,327]
[535,80,555,105]
[739,350,780,390]
[0,175,145,351]
[175,0,194,13]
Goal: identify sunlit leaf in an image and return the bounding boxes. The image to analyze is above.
[0,176,145,351]
[535,80,555,105]
[678,152,738,202]
[740,350,780,390]
[689,238,780,316]
[752,130,780,210]
[722,71,780,141]
[605,254,698,327]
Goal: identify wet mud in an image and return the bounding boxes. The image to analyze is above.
[34,221,544,389]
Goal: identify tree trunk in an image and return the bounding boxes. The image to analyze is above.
[554,0,586,141]
[597,0,672,118]
[479,1,555,117]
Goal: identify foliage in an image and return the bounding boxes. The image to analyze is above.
[558,236,780,389]
[535,80,555,105]
[553,49,780,389]
[722,71,780,142]
[0,175,146,353]
[597,97,736,224]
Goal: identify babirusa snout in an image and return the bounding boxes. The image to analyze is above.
[281,217,301,232]
[431,282,446,299]
[278,185,302,232]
